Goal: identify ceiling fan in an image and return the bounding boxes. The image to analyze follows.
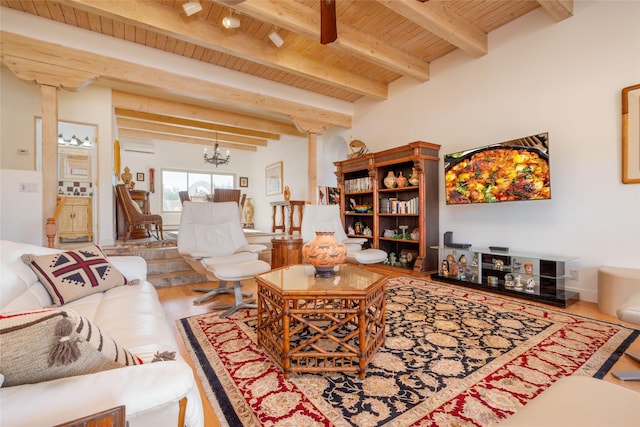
[320,0,338,44]
[217,0,338,45]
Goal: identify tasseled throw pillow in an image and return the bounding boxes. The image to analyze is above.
[0,308,143,387]
[22,245,130,306]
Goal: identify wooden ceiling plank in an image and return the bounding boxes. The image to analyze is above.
[63,0,387,100]
[116,116,269,146]
[112,91,303,136]
[115,108,276,141]
[0,31,352,129]
[536,0,574,22]
[378,0,488,58]
[118,128,258,151]
[223,0,431,82]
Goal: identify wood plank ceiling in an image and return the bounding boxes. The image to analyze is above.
[0,0,573,147]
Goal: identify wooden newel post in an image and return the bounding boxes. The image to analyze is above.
[45,218,57,248]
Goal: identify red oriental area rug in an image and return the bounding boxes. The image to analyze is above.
[178,277,638,427]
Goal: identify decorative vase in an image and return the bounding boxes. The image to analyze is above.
[284,186,291,201]
[383,171,396,189]
[302,231,347,277]
[408,167,419,186]
[395,172,407,187]
[242,197,254,224]
[121,166,132,185]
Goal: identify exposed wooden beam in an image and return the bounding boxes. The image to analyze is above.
[222,0,430,82]
[114,108,278,141]
[65,0,387,100]
[536,0,574,22]
[118,128,258,151]
[378,0,488,57]
[1,56,98,90]
[112,91,304,137]
[116,117,268,146]
[0,31,352,129]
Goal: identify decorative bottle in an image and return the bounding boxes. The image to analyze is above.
[409,167,419,186]
[395,171,407,187]
[242,197,254,224]
[383,171,396,189]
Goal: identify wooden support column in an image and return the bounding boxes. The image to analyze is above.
[291,117,331,204]
[2,56,98,245]
[41,84,58,243]
[308,132,318,203]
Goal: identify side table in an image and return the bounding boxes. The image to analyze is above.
[271,236,303,269]
[256,264,388,379]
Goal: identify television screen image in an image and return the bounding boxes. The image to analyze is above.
[445,132,550,205]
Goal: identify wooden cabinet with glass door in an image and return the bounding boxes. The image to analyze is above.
[335,141,440,273]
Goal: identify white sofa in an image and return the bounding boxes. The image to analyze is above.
[0,240,204,427]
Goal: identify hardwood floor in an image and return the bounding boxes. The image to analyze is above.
[156,267,640,426]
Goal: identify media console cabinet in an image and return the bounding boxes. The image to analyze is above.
[431,246,579,307]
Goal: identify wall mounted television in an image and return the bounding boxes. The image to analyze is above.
[445,132,550,205]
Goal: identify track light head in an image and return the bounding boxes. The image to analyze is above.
[222,15,240,29]
[268,30,284,48]
[182,1,202,16]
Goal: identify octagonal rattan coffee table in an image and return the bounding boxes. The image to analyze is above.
[256,264,387,379]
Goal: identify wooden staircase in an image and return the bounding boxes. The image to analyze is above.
[143,247,209,287]
[104,245,209,287]
[102,232,273,288]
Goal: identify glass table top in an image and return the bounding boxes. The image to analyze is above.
[256,264,387,293]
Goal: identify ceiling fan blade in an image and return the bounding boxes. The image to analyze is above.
[320,0,337,45]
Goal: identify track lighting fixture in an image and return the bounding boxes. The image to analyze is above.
[222,15,240,29]
[268,28,284,48]
[182,1,202,17]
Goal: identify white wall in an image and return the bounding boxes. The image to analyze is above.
[0,169,42,245]
[0,67,40,170]
[335,1,640,302]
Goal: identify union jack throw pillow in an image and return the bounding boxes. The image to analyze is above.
[23,245,128,305]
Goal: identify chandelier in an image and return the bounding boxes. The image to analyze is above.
[203,135,230,167]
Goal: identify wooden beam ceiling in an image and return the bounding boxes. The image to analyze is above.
[111,91,305,137]
[65,0,388,100]
[221,0,431,82]
[0,31,353,129]
[118,128,258,151]
[114,109,277,142]
[115,117,269,146]
[378,0,487,57]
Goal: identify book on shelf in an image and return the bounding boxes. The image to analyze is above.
[379,197,419,214]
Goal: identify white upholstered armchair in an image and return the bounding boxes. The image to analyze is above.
[178,201,269,316]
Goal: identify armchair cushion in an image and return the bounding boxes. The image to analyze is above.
[193,223,233,256]
[22,245,129,306]
[0,308,142,387]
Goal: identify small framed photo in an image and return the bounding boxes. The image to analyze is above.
[239,176,249,188]
[136,172,145,181]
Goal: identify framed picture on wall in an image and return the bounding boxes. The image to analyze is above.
[622,83,640,184]
[136,172,145,181]
[265,161,283,196]
[239,176,249,187]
